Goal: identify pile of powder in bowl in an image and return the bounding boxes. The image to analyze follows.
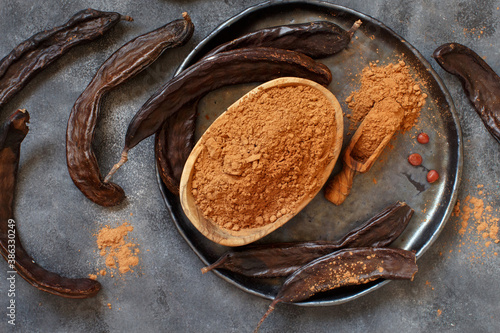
[191,84,337,231]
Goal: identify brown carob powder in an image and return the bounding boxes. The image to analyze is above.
[436,183,500,266]
[346,60,427,133]
[351,97,403,162]
[191,84,337,230]
[96,223,139,274]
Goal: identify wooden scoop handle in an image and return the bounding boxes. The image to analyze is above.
[324,163,356,205]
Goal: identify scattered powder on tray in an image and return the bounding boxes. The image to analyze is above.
[191,84,337,231]
[345,60,427,133]
[95,222,140,275]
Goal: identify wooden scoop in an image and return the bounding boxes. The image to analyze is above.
[324,99,404,205]
[179,77,344,246]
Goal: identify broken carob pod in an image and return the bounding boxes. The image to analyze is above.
[203,20,362,59]
[0,8,132,110]
[254,248,418,332]
[433,43,500,143]
[201,201,413,277]
[156,20,362,195]
[0,109,101,298]
[67,13,194,207]
[105,47,332,182]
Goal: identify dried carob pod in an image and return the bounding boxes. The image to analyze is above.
[0,109,101,298]
[203,20,362,59]
[433,43,500,143]
[0,8,132,110]
[67,13,194,206]
[155,101,198,194]
[255,248,418,332]
[202,201,413,277]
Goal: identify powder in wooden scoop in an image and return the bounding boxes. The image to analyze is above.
[350,97,403,162]
[191,84,338,230]
[96,223,139,274]
[346,60,427,132]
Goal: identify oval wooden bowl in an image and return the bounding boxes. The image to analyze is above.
[179,77,344,246]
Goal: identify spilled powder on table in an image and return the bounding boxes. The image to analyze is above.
[448,184,499,263]
[98,223,140,274]
[425,184,498,311]
[425,280,434,291]
[89,222,140,279]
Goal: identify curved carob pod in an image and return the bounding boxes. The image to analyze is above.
[155,101,198,195]
[201,201,414,278]
[0,8,132,110]
[203,20,362,59]
[255,248,418,332]
[67,13,194,207]
[105,47,333,182]
[156,20,362,195]
[0,109,101,298]
[433,43,500,143]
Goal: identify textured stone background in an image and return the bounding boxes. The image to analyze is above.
[0,0,499,332]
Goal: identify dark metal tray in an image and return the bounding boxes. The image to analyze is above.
[156,0,462,306]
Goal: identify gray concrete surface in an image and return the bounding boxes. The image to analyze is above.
[0,0,499,332]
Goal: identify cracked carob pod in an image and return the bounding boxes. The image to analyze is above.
[105,47,333,182]
[157,20,362,195]
[0,8,132,110]
[201,201,413,278]
[67,13,194,207]
[0,109,101,298]
[255,248,418,332]
[433,43,500,143]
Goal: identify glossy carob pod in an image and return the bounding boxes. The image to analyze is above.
[67,13,194,207]
[0,8,132,110]
[0,109,101,298]
[255,247,417,332]
[203,20,362,59]
[201,201,414,278]
[433,43,500,143]
[155,100,198,195]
